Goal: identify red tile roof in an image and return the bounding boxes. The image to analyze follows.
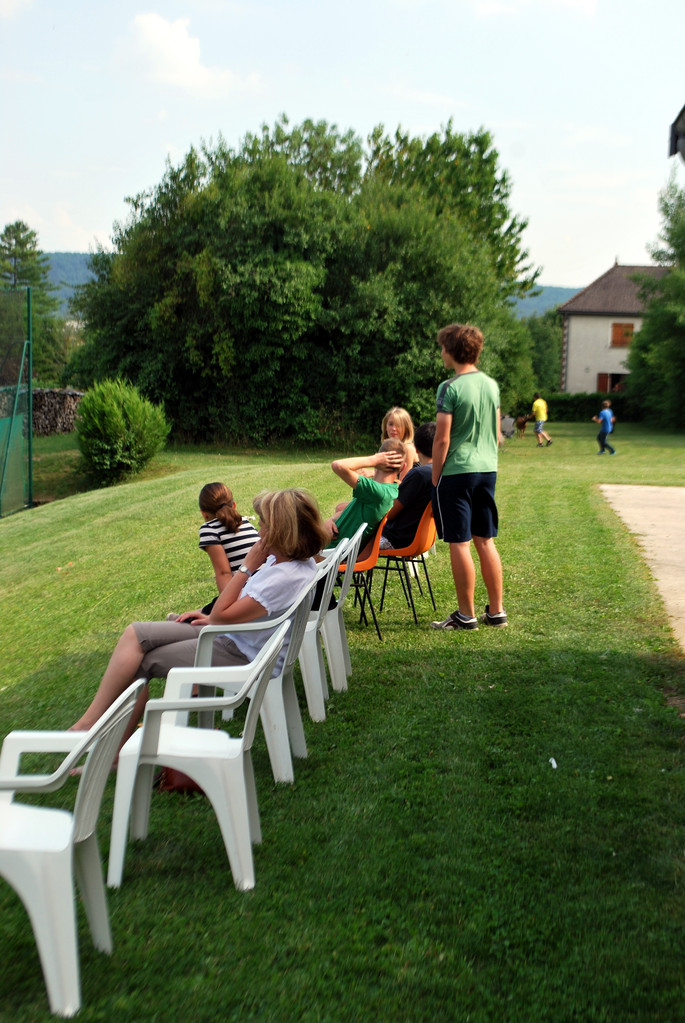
[559,262,668,316]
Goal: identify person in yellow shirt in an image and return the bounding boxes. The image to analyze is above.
[532,393,552,447]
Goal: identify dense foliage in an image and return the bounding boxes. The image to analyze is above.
[627,175,685,428]
[523,307,563,396]
[67,118,538,442]
[0,220,77,384]
[76,378,170,485]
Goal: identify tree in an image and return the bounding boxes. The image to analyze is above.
[366,122,539,300]
[66,119,537,441]
[627,175,685,428]
[524,307,563,395]
[0,220,58,316]
[0,220,66,383]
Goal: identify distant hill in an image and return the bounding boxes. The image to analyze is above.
[43,253,579,322]
[45,252,94,316]
[511,285,581,319]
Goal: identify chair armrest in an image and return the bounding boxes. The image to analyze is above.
[0,730,84,783]
[195,611,293,666]
[138,691,253,753]
[163,664,257,700]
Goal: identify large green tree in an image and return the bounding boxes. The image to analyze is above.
[67,119,536,441]
[366,121,539,300]
[627,175,685,428]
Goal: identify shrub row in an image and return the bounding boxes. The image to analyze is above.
[545,392,635,423]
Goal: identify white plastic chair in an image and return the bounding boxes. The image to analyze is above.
[297,540,352,721]
[320,523,367,692]
[107,621,289,892]
[0,680,145,1018]
[191,571,321,783]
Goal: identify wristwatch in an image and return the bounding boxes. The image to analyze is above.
[238,564,252,578]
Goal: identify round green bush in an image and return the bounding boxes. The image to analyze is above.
[76,378,170,485]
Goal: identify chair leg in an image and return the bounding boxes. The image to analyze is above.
[2,846,82,1017]
[298,629,327,722]
[321,611,348,691]
[379,558,391,612]
[401,560,419,624]
[200,760,257,891]
[357,571,383,640]
[339,608,352,676]
[282,670,308,758]
[74,833,112,952]
[420,556,437,610]
[259,685,295,784]
[107,754,154,888]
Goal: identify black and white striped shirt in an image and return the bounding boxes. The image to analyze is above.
[198,517,260,572]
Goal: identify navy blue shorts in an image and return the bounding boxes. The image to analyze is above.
[432,472,498,543]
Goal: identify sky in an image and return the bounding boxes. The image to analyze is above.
[1,0,684,288]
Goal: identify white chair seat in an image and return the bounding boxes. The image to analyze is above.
[0,803,73,851]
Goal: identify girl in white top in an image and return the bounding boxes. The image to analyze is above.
[70,489,329,750]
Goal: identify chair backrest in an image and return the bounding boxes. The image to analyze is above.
[157,622,290,756]
[334,523,367,607]
[384,502,436,558]
[309,540,350,632]
[281,571,320,677]
[345,514,389,573]
[72,680,147,843]
[240,622,291,751]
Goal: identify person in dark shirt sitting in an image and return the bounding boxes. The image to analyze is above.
[380,421,436,550]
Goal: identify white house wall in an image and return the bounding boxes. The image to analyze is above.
[564,314,642,393]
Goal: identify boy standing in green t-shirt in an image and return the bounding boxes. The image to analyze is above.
[431,323,507,631]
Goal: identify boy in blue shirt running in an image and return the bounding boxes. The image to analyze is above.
[592,400,616,455]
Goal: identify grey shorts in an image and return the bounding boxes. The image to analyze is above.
[133,620,249,680]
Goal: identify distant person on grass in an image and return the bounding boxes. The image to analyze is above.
[430,323,507,631]
[380,421,436,550]
[532,392,552,447]
[592,399,616,455]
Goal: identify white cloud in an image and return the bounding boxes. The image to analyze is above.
[128,13,261,98]
[0,0,33,18]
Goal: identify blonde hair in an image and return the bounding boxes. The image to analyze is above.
[252,488,329,561]
[381,406,414,445]
[198,482,242,532]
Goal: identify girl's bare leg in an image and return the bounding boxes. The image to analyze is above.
[70,624,147,731]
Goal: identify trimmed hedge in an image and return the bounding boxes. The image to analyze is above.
[543,392,636,423]
[76,378,170,486]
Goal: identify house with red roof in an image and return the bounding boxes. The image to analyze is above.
[558,262,667,393]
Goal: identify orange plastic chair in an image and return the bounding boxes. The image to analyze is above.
[339,514,388,640]
[378,503,437,623]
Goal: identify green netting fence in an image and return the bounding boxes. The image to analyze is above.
[0,288,32,517]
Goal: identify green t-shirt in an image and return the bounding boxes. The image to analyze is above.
[435,370,499,475]
[327,475,399,548]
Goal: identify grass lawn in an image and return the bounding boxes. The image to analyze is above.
[1,423,685,1021]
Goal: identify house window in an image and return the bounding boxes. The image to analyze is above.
[611,322,634,347]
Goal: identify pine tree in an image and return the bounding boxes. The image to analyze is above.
[0,220,59,316]
[1,220,66,383]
